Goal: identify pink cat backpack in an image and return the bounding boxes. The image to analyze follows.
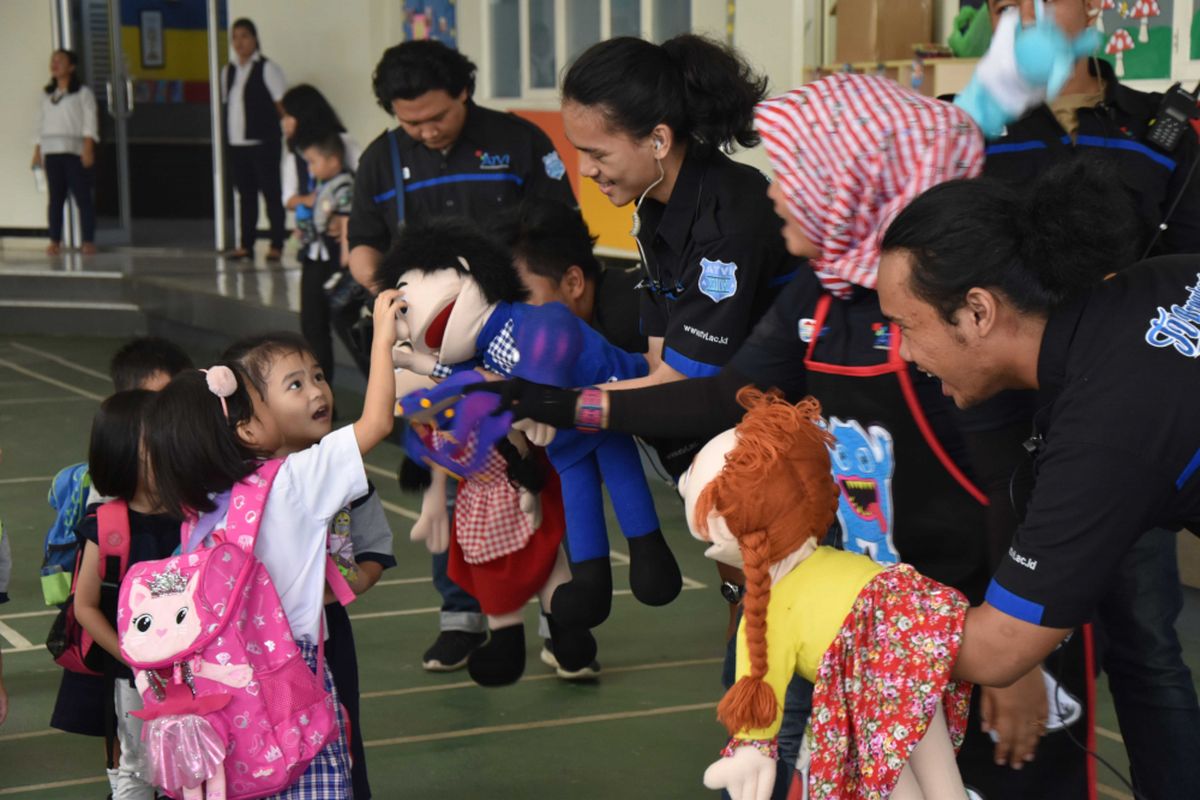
[117,459,339,800]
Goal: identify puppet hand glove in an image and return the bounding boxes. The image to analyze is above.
[512,418,557,447]
[392,343,441,376]
[411,482,450,554]
[464,379,580,430]
[956,4,1100,138]
[703,746,777,800]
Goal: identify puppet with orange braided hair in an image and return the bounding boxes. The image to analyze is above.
[678,388,973,800]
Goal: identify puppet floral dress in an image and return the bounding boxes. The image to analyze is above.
[798,563,972,800]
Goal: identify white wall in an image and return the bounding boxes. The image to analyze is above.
[1,1,55,231]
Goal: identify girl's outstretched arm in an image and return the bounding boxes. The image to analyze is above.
[353,289,402,455]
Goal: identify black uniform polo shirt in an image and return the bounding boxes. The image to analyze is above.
[633,151,803,378]
[988,256,1200,629]
[592,264,647,356]
[980,58,1200,256]
[348,101,576,253]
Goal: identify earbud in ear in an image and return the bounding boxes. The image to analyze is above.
[653,139,662,151]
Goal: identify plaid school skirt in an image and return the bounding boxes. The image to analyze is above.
[261,639,353,800]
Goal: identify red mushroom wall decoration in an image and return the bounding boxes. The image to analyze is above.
[1097,0,1117,34]
[1106,27,1136,77]
[1127,0,1161,44]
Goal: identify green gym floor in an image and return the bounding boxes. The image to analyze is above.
[0,335,1196,799]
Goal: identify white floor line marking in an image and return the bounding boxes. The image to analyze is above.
[381,499,419,521]
[0,775,108,796]
[0,358,104,401]
[360,657,725,700]
[0,395,90,406]
[0,476,53,486]
[375,576,437,587]
[364,462,395,481]
[1096,725,1125,744]
[364,702,716,748]
[0,619,33,648]
[9,341,111,380]
[0,609,56,620]
[0,728,64,744]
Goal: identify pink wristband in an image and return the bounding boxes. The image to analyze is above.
[576,387,604,433]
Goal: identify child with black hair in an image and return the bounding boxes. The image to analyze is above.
[74,390,177,800]
[109,336,194,393]
[49,335,194,796]
[144,291,401,798]
[221,331,395,800]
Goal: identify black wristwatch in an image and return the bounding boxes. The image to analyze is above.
[720,581,746,604]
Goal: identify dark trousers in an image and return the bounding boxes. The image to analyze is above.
[300,252,337,383]
[44,153,95,243]
[325,601,370,799]
[229,142,285,251]
[1096,528,1200,800]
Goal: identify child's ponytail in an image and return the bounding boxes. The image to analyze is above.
[146,366,257,519]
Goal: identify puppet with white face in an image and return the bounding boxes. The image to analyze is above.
[380,217,682,632]
[680,389,973,800]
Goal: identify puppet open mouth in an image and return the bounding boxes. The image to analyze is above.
[838,477,886,532]
[424,300,456,351]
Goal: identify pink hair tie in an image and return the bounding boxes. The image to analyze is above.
[201,366,237,420]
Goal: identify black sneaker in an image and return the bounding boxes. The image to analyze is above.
[540,639,601,681]
[422,630,487,672]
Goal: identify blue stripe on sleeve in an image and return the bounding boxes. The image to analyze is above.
[663,346,723,378]
[406,173,525,191]
[985,140,1048,156]
[1072,135,1177,171]
[985,579,1045,625]
[372,188,397,204]
[1177,447,1200,490]
[769,270,799,288]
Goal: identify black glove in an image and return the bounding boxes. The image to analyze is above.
[465,378,581,430]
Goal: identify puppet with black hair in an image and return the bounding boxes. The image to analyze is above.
[380,218,682,631]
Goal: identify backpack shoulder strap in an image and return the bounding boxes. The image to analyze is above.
[387,129,406,227]
[224,459,284,555]
[95,500,130,586]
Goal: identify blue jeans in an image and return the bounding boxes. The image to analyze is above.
[431,550,485,632]
[1095,528,1200,800]
[721,611,812,799]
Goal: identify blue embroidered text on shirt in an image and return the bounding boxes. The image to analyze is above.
[698,258,738,303]
[484,319,520,375]
[1145,273,1200,358]
[479,152,511,170]
[543,151,566,180]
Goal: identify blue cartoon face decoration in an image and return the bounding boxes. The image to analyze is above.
[698,258,738,303]
[825,417,899,565]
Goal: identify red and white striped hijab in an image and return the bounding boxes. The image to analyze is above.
[756,74,985,296]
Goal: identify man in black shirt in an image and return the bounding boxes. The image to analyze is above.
[350,40,576,675]
[347,40,575,289]
[877,169,1200,800]
[966,4,1200,795]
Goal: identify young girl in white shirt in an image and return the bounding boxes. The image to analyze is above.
[144,290,401,798]
[32,49,98,256]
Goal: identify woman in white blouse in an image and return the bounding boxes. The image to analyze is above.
[31,49,99,256]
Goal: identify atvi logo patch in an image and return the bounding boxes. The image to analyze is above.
[478,151,511,170]
[698,258,738,303]
[1145,273,1200,358]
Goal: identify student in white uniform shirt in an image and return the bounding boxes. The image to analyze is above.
[222,18,287,261]
[31,49,98,256]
